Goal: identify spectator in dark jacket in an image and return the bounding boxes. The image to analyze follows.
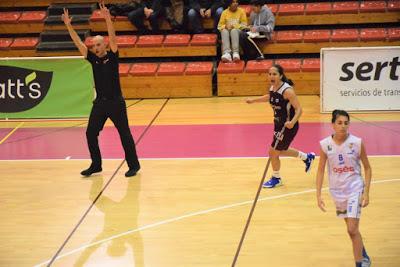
[163,0,184,33]
[187,0,223,33]
[127,0,163,35]
[240,0,275,60]
[109,1,142,17]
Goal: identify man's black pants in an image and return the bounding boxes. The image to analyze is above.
[239,30,265,60]
[127,7,162,34]
[86,98,140,170]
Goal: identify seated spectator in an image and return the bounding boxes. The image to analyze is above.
[187,0,224,33]
[109,1,142,17]
[218,0,247,62]
[163,0,185,33]
[240,0,275,60]
[127,0,163,35]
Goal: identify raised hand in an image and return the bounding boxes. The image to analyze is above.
[205,9,211,18]
[99,0,117,52]
[99,1,111,20]
[62,7,88,57]
[144,7,154,19]
[61,8,72,25]
[200,8,206,18]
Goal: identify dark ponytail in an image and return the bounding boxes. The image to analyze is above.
[331,109,350,123]
[272,64,294,86]
[224,0,234,8]
[250,0,264,6]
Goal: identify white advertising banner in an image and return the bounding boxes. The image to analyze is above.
[321,46,400,112]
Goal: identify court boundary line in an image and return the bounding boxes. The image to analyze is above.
[0,99,143,123]
[33,178,400,267]
[126,99,143,109]
[0,122,24,145]
[45,99,169,266]
[0,155,399,162]
[0,99,144,146]
[350,114,400,135]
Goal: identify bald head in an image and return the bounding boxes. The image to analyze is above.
[93,35,104,43]
[92,35,107,57]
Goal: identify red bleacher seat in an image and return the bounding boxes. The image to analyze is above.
[360,1,387,13]
[91,10,126,21]
[267,4,279,14]
[115,35,137,47]
[305,3,332,15]
[185,62,213,75]
[85,36,109,47]
[274,59,301,72]
[129,63,158,76]
[158,62,186,76]
[163,34,191,47]
[0,11,21,23]
[89,35,135,46]
[10,37,38,49]
[19,11,46,22]
[90,10,103,21]
[85,36,96,47]
[0,38,13,50]
[245,60,273,73]
[85,36,136,47]
[303,29,331,42]
[360,28,387,41]
[217,61,245,74]
[190,34,217,46]
[136,35,164,47]
[332,2,359,14]
[302,58,320,72]
[278,3,305,16]
[388,0,400,11]
[388,28,400,41]
[119,63,131,76]
[275,30,304,43]
[241,5,252,16]
[331,29,359,42]
[90,10,101,21]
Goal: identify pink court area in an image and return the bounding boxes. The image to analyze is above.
[0,122,399,160]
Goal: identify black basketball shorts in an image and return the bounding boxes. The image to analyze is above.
[271,122,299,151]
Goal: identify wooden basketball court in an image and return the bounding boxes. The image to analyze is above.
[0,96,399,267]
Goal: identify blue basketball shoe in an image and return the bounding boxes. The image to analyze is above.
[303,152,316,173]
[263,177,282,188]
[361,257,371,267]
[362,247,371,267]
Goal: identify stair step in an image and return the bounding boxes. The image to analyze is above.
[45,14,91,25]
[47,3,97,16]
[37,41,78,51]
[45,3,96,25]
[40,30,89,42]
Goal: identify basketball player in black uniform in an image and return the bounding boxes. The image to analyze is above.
[246,64,315,188]
[62,2,140,177]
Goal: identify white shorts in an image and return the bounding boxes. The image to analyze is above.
[333,191,363,219]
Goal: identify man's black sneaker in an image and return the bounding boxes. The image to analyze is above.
[125,167,140,177]
[80,166,102,177]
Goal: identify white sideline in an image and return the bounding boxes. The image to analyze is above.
[0,154,399,162]
[33,178,400,267]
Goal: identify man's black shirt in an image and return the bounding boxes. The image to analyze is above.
[86,50,123,100]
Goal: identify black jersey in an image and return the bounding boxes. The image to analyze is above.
[269,82,296,127]
[86,50,123,100]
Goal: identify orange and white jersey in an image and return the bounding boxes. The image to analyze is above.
[320,134,364,201]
